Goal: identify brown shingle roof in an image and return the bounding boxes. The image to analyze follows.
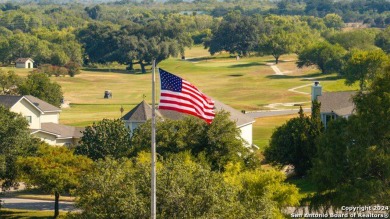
[0,95,60,112]
[15,58,34,63]
[39,123,84,138]
[318,91,356,116]
[0,95,23,108]
[24,95,60,112]
[121,100,162,121]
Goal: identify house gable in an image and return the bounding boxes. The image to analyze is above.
[10,97,42,129]
[15,58,34,69]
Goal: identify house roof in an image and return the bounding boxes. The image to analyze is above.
[317,91,356,116]
[0,95,23,108]
[32,123,84,139]
[0,95,61,113]
[15,58,34,63]
[121,100,162,121]
[24,95,60,112]
[123,99,255,127]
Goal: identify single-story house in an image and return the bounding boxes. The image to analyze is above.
[15,58,34,69]
[122,100,255,147]
[311,82,356,128]
[0,95,83,146]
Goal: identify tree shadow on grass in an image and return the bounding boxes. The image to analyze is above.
[228,62,265,68]
[82,68,146,75]
[186,57,217,62]
[267,73,341,81]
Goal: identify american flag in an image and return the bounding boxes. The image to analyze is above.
[158,69,215,124]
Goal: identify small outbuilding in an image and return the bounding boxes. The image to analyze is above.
[15,58,34,69]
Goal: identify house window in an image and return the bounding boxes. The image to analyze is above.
[25,116,32,123]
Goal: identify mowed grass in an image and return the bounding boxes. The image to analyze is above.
[0,209,66,218]
[253,114,300,150]
[5,46,358,146]
[60,104,136,126]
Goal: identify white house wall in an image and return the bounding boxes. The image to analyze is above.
[239,124,253,147]
[16,60,33,68]
[40,112,59,124]
[33,132,58,145]
[10,99,41,129]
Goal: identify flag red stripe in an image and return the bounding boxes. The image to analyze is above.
[159,69,215,123]
[159,97,215,118]
[160,92,215,116]
[159,106,213,124]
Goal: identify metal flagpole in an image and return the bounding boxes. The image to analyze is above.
[151,59,157,219]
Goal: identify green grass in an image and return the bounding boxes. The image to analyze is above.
[287,177,317,198]
[7,47,358,147]
[253,114,301,150]
[0,209,66,219]
[60,104,137,126]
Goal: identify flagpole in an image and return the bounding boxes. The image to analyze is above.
[151,59,157,219]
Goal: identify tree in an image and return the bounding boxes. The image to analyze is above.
[310,66,390,208]
[85,5,102,20]
[341,49,388,90]
[258,15,319,64]
[131,112,256,171]
[17,145,92,218]
[65,61,81,77]
[205,12,261,56]
[72,152,299,219]
[0,69,21,95]
[264,107,322,176]
[323,13,344,30]
[75,119,132,161]
[18,72,63,107]
[327,29,379,51]
[375,25,390,54]
[0,105,38,189]
[297,41,347,74]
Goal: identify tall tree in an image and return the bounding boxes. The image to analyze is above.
[205,11,261,56]
[375,25,390,54]
[17,145,92,218]
[0,105,38,189]
[258,15,318,64]
[18,72,63,107]
[341,49,388,90]
[75,119,132,161]
[310,68,390,207]
[265,107,322,176]
[297,41,347,74]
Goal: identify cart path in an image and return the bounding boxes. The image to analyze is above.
[1,197,77,212]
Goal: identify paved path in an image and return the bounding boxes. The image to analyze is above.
[1,197,76,212]
[246,108,311,119]
[288,83,312,95]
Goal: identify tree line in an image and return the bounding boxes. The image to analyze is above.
[1,0,390,73]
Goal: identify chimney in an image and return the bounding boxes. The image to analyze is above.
[311,81,322,101]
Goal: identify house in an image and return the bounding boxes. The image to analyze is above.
[122,100,255,146]
[311,82,356,128]
[15,58,34,69]
[0,95,83,146]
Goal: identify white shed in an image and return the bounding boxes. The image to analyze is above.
[15,58,34,69]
